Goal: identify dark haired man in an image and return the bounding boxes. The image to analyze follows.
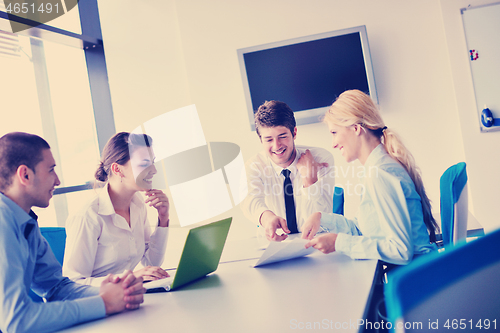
[242,101,335,241]
[0,132,145,333]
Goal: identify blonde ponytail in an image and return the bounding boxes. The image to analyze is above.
[382,129,439,242]
[325,90,439,243]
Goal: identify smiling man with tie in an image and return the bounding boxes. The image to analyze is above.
[242,101,336,241]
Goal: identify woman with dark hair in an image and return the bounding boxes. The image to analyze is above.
[63,132,170,286]
[302,90,438,265]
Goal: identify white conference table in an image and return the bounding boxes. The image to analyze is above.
[59,226,378,333]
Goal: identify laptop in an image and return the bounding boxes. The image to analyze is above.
[145,217,232,292]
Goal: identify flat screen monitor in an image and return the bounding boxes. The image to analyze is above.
[237,25,378,131]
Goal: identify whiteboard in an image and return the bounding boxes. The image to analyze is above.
[462,2,500,132]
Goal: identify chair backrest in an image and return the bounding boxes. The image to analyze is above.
[333,186,344,215]
[440,162,468,246]
[385,228,500,332]
[29,227,67,302]
[40,227,67,265]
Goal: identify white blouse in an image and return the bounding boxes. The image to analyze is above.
[63,184,169,286]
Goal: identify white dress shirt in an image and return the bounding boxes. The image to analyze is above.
[320,144,437,265]
[63,184,169,286]
[242,145,335,231]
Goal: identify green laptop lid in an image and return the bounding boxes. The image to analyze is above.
[170,217,232,290]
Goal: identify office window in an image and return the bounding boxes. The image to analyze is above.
[43,39,99,186]
[45,3,82,34]
[0,33,42,136]
[0,1,114,227]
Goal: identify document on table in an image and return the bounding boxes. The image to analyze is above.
[254,237,316,267]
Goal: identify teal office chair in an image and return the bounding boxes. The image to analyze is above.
[29,227,67,302]
[333,186,344,215]
[439,162,468,247]
[40,227,67,265]
[384,228,500,332]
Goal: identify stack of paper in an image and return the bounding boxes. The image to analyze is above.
[254,237,316,267]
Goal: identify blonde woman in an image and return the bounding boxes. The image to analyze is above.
[302,90,438,265]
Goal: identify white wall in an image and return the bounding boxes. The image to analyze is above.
[98,0,191,131]
[98,0,491,233]
[440,0,500,232]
